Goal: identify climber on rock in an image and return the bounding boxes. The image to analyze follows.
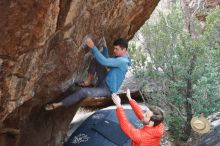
[45,36,131,110]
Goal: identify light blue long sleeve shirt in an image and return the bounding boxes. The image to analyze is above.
[91,47,131,93]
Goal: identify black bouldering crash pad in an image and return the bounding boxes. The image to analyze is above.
[64,109,144,146]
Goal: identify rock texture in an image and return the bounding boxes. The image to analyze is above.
[0,0,160,146]
[206,0,220,7]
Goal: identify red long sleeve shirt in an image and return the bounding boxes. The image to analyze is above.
[116,99,164,146]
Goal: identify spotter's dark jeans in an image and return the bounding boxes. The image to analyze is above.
[62,59,111,107]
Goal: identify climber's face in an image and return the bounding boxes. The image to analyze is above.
[113,45,127,57]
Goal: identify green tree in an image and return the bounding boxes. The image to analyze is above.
[129,6,220,141]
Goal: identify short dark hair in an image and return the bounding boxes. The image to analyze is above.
[113,38,128,50]
[149,107,164,127]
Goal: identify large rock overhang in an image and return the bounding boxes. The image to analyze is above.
[0,1,159,146]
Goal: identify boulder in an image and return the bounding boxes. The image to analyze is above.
[0,1,159,146]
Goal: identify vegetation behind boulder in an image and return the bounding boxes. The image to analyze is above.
[129,2,220,142]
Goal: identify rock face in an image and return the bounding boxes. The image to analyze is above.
[207,0,220,7]
[0,0,160,146]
